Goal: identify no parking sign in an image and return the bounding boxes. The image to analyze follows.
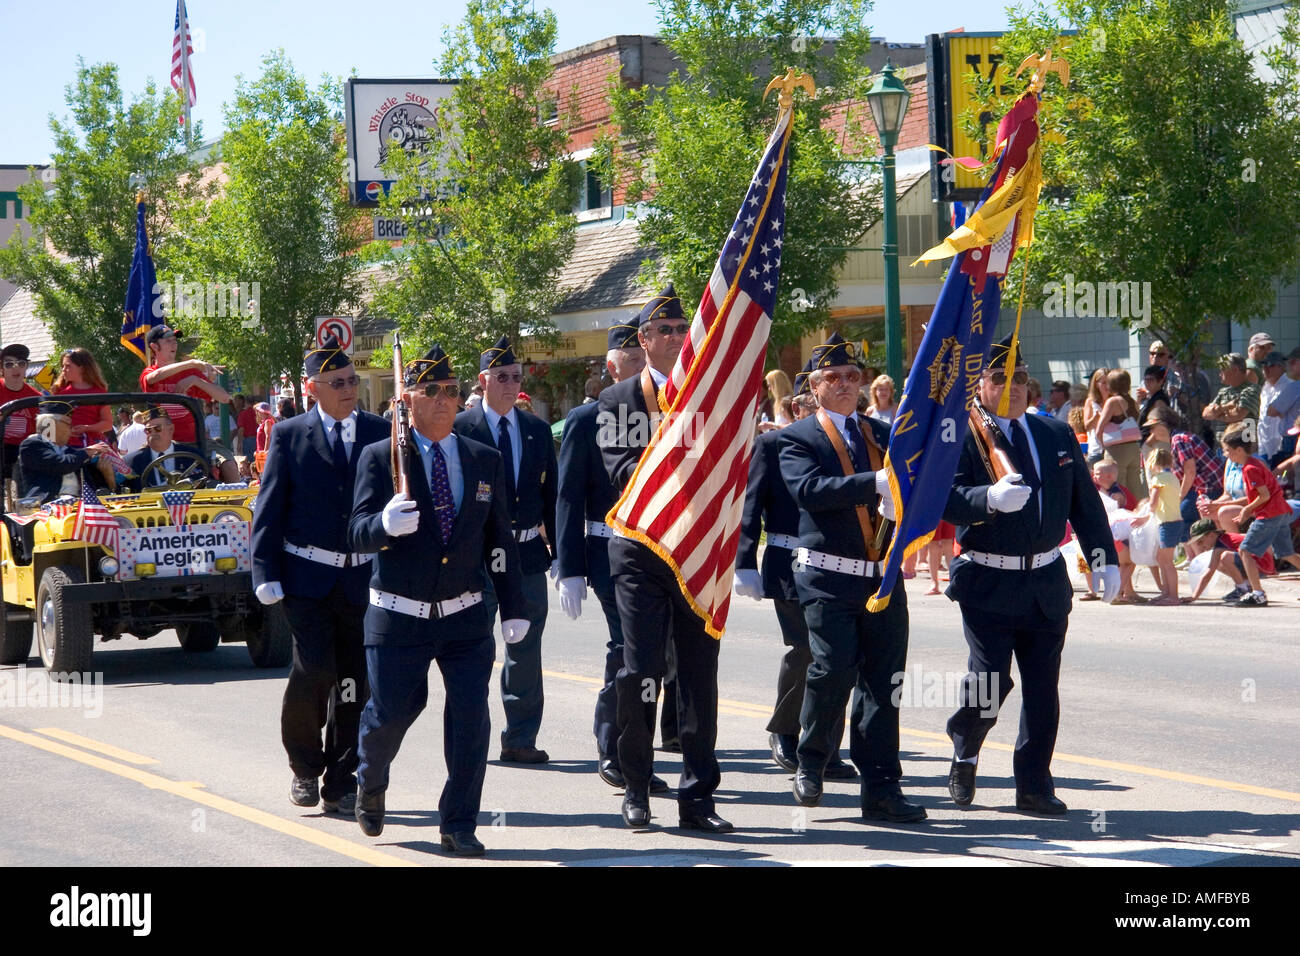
[315,316,354,355]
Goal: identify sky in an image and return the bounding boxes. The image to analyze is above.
[1,0,1020,163]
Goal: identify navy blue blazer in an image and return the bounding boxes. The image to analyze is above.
[17,436,95,503]
[454,404,557,575]
[127,441,206,492]
[251,410,389,605]
[556,400,617,587]
[779,413,894,606]
[348,433,525,646]
[942,411,1118,619]
[737,428,801,602]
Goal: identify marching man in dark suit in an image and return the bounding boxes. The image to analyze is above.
[779,333,924,823]
[556,318,669,793]
[943,334,1118,814]
[252,335,389,815]
[454,336,557,764]
[349,345,526,856]
[598,284,732,833]
[735,362,854,779]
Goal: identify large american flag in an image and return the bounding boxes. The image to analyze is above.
[607,108,792,639]
[170,0,196,124]
[72,484,119,550]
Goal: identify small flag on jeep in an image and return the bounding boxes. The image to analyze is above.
[163,490,194,528]
[72,485,118,549]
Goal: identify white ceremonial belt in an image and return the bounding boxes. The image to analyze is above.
[962,547,1061,571]
[285,541,373,568]
[369,587,483,620]
[514,525,543,542]
[792,547,882,579]
[585,520,614,539]
[766,533,799,551]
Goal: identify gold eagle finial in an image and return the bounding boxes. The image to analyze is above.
[763,68,816,114]
[1015,48,1070,95]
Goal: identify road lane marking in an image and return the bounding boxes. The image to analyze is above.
[34,727,159,765]
[0,722,417,867]
[538,667,1300,805]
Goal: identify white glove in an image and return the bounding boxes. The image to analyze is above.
[987,473,1032,513]
[733,568,763,601]
[381,492,419,536]
[1092,565,1121,603]
[548,560,559,581]
[874,469,896,521]
[501,619,530,644]
[558,577,586,619]
[255,581,284,605]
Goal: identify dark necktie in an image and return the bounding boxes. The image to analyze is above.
[497,416,516,503]
[332,421,349,474]
[429,441,456,545]
[1009,419,1041,525]
[845,418,869,473]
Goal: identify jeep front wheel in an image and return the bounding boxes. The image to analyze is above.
[35,567,94,676]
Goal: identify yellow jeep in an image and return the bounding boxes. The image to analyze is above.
[0,393,290,674]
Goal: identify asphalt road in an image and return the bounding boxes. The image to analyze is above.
[2,565,1298,868]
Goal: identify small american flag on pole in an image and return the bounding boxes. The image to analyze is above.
[171,0,196,126]
[607,101,794,639]
[73,485,118,550]
[163,490,195,528]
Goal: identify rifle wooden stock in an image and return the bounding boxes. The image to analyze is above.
[968,402,1016,483]
[391,333,411,496]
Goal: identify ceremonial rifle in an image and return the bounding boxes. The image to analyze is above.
[390,332,411,496]
[969,400,1017,484]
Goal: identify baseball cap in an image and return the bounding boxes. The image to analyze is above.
[1188,518,1216,539]
[1263,350,1286,367]
[1247,332,1275,349]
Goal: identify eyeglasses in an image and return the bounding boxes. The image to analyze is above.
[492,372,523,384]
[988,370,1030,386]
[314,374,361,390]
[421,383,460,399]
[2,361,24,370]
[820,369,862,386]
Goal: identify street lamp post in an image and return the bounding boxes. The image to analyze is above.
[866,60,912,385]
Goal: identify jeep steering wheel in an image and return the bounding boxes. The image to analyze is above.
[139,451,213,490]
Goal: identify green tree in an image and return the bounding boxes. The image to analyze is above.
[372,0,578,377]
[175,51,368,406]
[0,62,205,390]
[595,0,880,352]
[985,0,1300,417]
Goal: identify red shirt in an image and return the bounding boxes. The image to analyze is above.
[1095,479,1138,511]
[1241,457,1290,520]
[140,364,207,443]
[236,407,257,438]
[55,383,109,446]
[256,418,273,453]
[2,383,41,444]
[1220,532,1276,575]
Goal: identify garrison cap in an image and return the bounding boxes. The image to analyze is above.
[36,398,74,418]
[304,334,351,377]
[793,359,814,396]
[145,405,172,422]
[638,283,686,325]
[480,335,518,371]
[810,332,859,369]
[607,317,642,351]
[986,332,1025,369]
[405,344,456,386]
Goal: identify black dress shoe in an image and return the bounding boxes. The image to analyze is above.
[793,770,823,807]
[862,791,927,822]
[822,756,859,780]
[649,774,670,794]
[290,774,319,807]
[500,746,549,764]
[679,810,734,833]
[948,760,976,806]
[622,790,651,828]
[356,790,385,837]
[769,733,798,772]
[322,791,357,815]
[598,759,625,788]
[1016,792,1068,814]
[441,831,486,857]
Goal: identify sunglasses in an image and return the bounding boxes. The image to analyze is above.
[820,369,862,386]
[314,374,361,390]
[421,383,460,399]
[988,370,1030,386]
[144,424,169,434]
[492,372,523,384]
[652,323,690,337]
[1149,350,1168,357]
[2,360,25,370]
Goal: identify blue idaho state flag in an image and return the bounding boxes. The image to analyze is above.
[121,200,159,362]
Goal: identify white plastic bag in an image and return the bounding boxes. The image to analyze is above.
[1128,516,1159,567]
